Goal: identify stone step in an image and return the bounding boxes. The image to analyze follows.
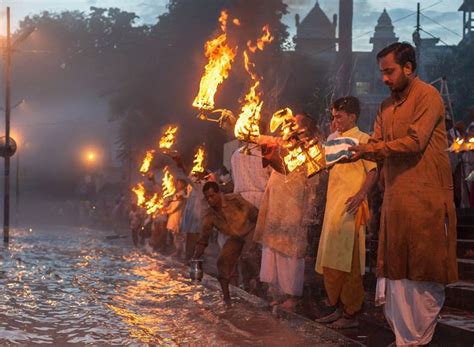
[458,224,474,240]
[457,209,474,225]
[458,239,474,260]
[446,281,474,311]
[437,306,474,345]
[459,258,474,281]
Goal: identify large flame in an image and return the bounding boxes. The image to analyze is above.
[448,136,474,153]
[192,10,238,111]
[139,150,155,175]
[191,146,206,175]
[234,26,274,141]
[162,166,176,199]
[270,108,325,176]
[132,183,146,207]
[159,126,178,151]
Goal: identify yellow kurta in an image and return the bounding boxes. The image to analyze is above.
[316,127,377,275]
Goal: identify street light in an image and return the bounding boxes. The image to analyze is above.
[3,7,36,245]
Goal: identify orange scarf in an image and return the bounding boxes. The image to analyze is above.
[355,200,370,235]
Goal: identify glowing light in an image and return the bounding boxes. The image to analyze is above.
[234,25,274,141]
[191,146,206,175]
[158,126,178,151]
[139,150,155,175]
[193,10,239,111]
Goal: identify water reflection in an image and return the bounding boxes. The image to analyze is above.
[0,227,344,346]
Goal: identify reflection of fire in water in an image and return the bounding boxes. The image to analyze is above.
[159,126,178,151]
[139,150,155,175]
[162,166,176,199]
[193,10,239,111]
[270,108,325,177]
[132,183,146,206]
[234,26,273,142]
[106,262,195,344]
[191,146,206,176]
[449,136,474,153]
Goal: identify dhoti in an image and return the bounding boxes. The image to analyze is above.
[376,278,445,346]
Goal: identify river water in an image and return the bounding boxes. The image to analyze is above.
[0,226,352,346]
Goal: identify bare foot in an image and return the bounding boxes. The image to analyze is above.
[327,316,359,329]
[315,307,342,324]
[278,298,297,311]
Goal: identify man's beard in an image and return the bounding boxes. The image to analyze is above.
[388,76,409,93]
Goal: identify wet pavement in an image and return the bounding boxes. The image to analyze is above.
[0,226,356,346]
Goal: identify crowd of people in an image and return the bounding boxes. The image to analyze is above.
[127,42,471,346]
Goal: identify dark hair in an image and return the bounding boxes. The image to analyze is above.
[295,111,319,137]
[202,181,219,193]
[376,42,417,72]
[331,96,361,120]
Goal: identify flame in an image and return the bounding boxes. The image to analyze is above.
[247,25,273,53]
[144,193,164,215]
[234,26,274,141]
[162,166,176,199]
[270,108,325,175]
[139,150,155,175]
[191,146,206,175]
[193,10,238,111]
[449,136,474,152]
[159,126,178,151]
[132,183,146,207]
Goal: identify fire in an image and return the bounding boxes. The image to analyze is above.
[132,183,146,207]
[159,125,178,151]
[247,25,273,53]
[191,146,206,175]
[144,193,164,215]
[270,108,325,176]
[234,26,274,141]
[162,166,176,199]
[139,150,155,175]
[449,136,474,153]
[193,10,238,111]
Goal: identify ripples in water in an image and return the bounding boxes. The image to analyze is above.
[0,227,340,346]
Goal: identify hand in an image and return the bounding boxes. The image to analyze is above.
[193,245,205,259]
[345,192,365,215]
[349,143,370,160]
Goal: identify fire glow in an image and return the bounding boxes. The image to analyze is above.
[234,25,273,142]
[159,126,178,151]
[270,108,325,176]
[162,166,176,199]
[191,146,206,176]
[139,150,155,175]
[192,10,239,111]
[144,193,164,215]
[132,183,146,207]
[449,136,474,153]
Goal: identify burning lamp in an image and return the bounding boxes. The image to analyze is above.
[448,136,474,153]
[271,108,326,177]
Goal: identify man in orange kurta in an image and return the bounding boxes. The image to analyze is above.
[351,42,458,346]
